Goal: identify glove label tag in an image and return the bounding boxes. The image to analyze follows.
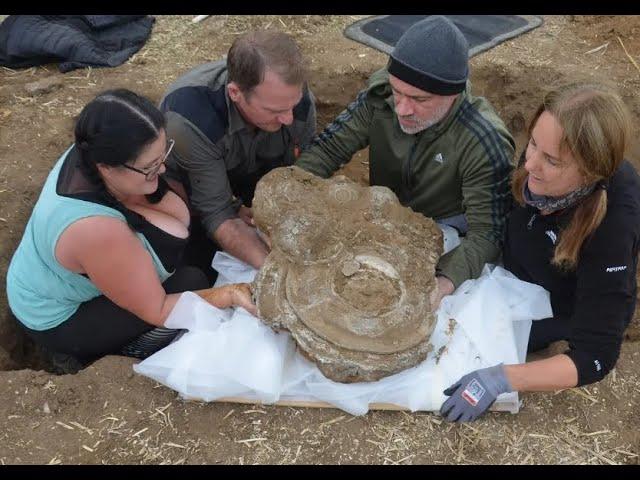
[462,379,486,406]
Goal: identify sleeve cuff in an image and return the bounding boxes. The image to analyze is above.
[564,348,607,387]
[202,200,243,238]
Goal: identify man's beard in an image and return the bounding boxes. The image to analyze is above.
[397,104,450,135]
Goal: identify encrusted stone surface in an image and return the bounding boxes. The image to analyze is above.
[252,166,443,383]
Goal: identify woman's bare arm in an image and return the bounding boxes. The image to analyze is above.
[56,216,256,325]
[504,354,578,392]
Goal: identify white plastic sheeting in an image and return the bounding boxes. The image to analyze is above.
[134,228,552,416]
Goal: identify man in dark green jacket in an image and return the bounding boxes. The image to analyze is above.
[296,16,515,305]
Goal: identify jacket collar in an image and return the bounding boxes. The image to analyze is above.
[225,82,251,135]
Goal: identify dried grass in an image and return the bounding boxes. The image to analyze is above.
[1,15,639,466]
[617,36,640,76]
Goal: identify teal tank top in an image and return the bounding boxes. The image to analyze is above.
[6,147,173,331]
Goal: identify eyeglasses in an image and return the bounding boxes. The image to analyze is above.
[122,139,175,181]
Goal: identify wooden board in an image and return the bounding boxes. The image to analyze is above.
[191,395,520,414]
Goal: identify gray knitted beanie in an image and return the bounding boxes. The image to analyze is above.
[388,16,469,95]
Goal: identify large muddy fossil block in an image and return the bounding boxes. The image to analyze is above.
[252,166,443,383]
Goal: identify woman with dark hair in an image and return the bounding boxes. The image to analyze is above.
[6,89,256,372]
[440,82,640,422]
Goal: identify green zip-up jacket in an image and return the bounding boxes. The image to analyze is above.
[296,68,515,288]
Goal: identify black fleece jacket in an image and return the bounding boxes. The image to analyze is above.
[503,160,640,386]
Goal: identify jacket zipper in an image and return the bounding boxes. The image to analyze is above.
[401,139,417,203]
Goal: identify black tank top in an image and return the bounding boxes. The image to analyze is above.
[56,146,188,272]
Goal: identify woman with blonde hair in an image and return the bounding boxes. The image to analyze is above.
[441,82,640,422]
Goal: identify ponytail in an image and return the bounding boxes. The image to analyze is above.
[552,188,607,270]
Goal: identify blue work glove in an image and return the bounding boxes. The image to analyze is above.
[440,364,513,422]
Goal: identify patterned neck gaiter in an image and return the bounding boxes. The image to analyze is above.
[522,176,598,214]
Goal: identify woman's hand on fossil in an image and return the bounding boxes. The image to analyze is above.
[198,283,257,316]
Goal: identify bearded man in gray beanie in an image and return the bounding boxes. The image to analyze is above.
[296,15,515,305]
